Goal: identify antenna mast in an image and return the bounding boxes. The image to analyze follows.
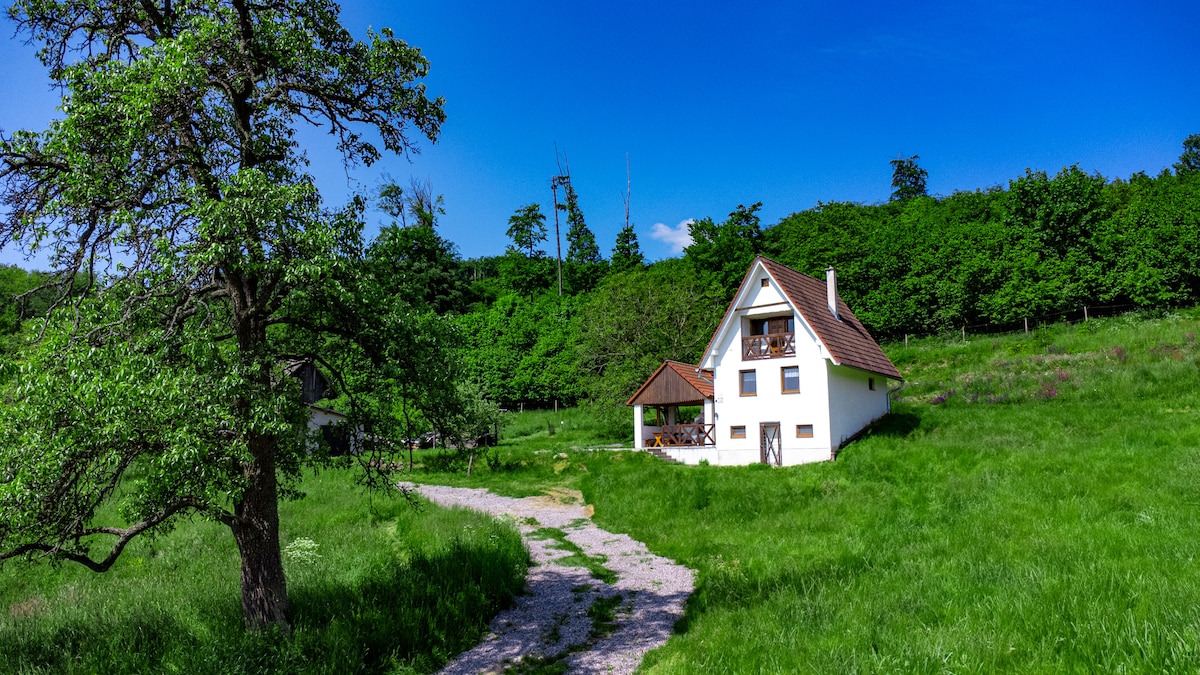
[624,153,631,230]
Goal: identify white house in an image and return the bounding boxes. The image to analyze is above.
[628,256,902,466]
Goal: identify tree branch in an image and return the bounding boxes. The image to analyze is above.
[0,497,231,573]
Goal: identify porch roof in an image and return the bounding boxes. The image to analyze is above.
[626,360,714,407]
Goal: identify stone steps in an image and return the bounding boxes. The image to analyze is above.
[645,447,680,464]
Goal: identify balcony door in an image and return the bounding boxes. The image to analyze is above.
[749,316,794,336]
[760,422,782,466]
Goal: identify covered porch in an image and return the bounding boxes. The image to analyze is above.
[626,360,715,450]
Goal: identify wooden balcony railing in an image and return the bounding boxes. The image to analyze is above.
[650,424,716,447]
[742,332,796,360]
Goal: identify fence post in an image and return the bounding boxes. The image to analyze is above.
[905,334,909,348]
[1084,306,1089,321]
[1024,317,1029,334]
[962,326,966,341]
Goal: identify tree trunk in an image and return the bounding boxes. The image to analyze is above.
[232,433,290,632]
[230,301,290,632]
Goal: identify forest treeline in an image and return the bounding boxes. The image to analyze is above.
[5,138,1199,430]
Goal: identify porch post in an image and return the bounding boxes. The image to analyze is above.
[633,404,645,449]
[703,397,714,426]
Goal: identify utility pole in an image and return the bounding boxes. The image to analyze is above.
[550,174,566,297]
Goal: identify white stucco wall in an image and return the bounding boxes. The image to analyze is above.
[663,445,720,465]
[826,363,891,449]
[703,266,839,466]
[307,405,346,431]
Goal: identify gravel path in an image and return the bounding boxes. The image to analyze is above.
[400,483,695,675]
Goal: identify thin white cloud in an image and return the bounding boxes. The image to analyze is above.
[648,219,694,254]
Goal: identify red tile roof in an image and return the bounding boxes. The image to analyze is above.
[700,257,901,380]
[758,257,902,380]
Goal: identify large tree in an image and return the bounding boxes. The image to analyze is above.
[1174,133,1200,176]
[0,0,444,631]
[610,223,644,274]
[889,154,929,201]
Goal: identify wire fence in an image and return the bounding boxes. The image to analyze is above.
[899,302,1163,347]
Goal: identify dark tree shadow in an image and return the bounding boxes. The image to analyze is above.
[867,412,923,438]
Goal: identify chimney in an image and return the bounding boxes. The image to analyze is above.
[826,266,839,320]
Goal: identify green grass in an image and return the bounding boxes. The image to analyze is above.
[0,468,529,674]
[412,309,1200,673]
[408,405,626,497]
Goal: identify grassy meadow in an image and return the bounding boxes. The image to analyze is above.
[0,469,529,674]
[5,309,1200,673]
[415,309,1200,673]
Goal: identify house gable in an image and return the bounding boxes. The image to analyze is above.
[700,257,900,381]
[699,258,831,370]
[626,360,714,406]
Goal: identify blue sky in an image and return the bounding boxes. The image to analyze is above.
[2,0,1198,268]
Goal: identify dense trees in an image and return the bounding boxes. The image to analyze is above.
[0,0,444,631]
[684,202,764,300]
[577,261,723,424]
[761,155,1200,338]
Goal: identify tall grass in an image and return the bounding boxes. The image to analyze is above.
[0,469,529,674]
[414,309,1200,673]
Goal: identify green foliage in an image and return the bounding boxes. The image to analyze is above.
[368,181,465,315]
[684,202,763,300]
[609,223,644,274]
[561,181,600,265]
[0,469,529,674]
[506,203,548,258]
[1173,133,1200,175]
[503,204,556,298]
[456,293,584,407]
[577,262,724,426]
[761,147,1200,339]
[558,178,604,294]
[0,0,447,629]
[889,154,928,201]
[0,264,54,337]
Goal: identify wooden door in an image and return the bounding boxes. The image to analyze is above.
[760,422,781,466]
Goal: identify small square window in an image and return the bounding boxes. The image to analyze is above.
[868,377,876,391]
[731,426,747,439]
[760,278,769,287]
[796,424,814,438]
[781,366,800,393]
[740,370,757,396]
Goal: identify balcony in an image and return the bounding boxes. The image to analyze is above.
[646,423,716,448]
[742,332,796,360]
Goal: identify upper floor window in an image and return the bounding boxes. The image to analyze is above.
[740,370,757,396]
[781,366,800,393]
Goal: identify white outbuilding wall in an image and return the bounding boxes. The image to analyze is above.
[826,363,891,449]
